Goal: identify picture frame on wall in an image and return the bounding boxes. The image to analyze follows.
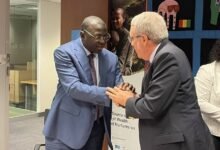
[108,0,147,76]
[152,0,195,31]
[203,0,220,30]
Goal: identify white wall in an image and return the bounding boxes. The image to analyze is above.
[37,0,60,112]
[0,0,9,149]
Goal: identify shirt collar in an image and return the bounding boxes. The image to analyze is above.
[149,43,161,63]
[80,38,97,57]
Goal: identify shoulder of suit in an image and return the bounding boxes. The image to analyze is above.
[102,48,116,56]
[156,41,177,55]
[161,41,185,56]
[56,38,81,52]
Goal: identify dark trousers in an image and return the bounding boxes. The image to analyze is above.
[45,117,105,150]
[213,135,220,150]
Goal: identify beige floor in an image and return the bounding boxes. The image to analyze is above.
[9,107,35,118]
[10,114,45,150]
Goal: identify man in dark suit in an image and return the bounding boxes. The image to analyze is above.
[106,12,215,150]
[43,16,123,150]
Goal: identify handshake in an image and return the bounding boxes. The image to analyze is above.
[106,83,137,108]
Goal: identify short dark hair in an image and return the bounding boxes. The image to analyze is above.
[112,7,129,29]
[210,39,220,62]
[112,7,127,19]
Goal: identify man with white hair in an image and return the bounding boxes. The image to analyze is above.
[106,12,215,150]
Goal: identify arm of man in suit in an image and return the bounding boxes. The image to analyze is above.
[54,48,122,107]
[124,53,182,119]
[107,52,182,119]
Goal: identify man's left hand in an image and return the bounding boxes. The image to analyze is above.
[106,87,135,107]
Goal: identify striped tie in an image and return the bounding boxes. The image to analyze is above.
[144,61,151,73]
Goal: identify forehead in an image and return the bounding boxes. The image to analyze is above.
[88,22,107,33]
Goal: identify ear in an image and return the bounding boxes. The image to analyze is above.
[143,35,149,42]
[142,35,149,47]
[80,30,85,39]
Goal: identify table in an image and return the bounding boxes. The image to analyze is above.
[20,80,37,110]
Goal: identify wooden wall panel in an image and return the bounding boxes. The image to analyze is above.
[61,0,109,44]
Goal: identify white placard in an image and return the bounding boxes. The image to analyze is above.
[111,71,144,150]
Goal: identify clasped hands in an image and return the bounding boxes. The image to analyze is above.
[106,82,136,107]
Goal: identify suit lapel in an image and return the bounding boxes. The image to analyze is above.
[74,39,93,84]
[141,39,169,94]
[73,39,108,86]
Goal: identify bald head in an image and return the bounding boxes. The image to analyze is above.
[80,16,109,53]
[81,16,106,31]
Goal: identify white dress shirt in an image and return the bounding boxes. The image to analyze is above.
[81,40,100,84]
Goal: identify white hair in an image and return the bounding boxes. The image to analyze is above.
[131,11,168,44]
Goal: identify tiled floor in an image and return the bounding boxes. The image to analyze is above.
[10,115,45,150]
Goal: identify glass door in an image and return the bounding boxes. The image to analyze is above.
[9,0,38,117]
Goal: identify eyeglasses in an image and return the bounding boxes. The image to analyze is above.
[128,35,143,42]
[83,29,111,42]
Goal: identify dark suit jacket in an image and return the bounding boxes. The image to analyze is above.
[43,38,123,149]
[126,40,214,150]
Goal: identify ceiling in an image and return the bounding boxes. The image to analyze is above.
[10,0,60,17]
